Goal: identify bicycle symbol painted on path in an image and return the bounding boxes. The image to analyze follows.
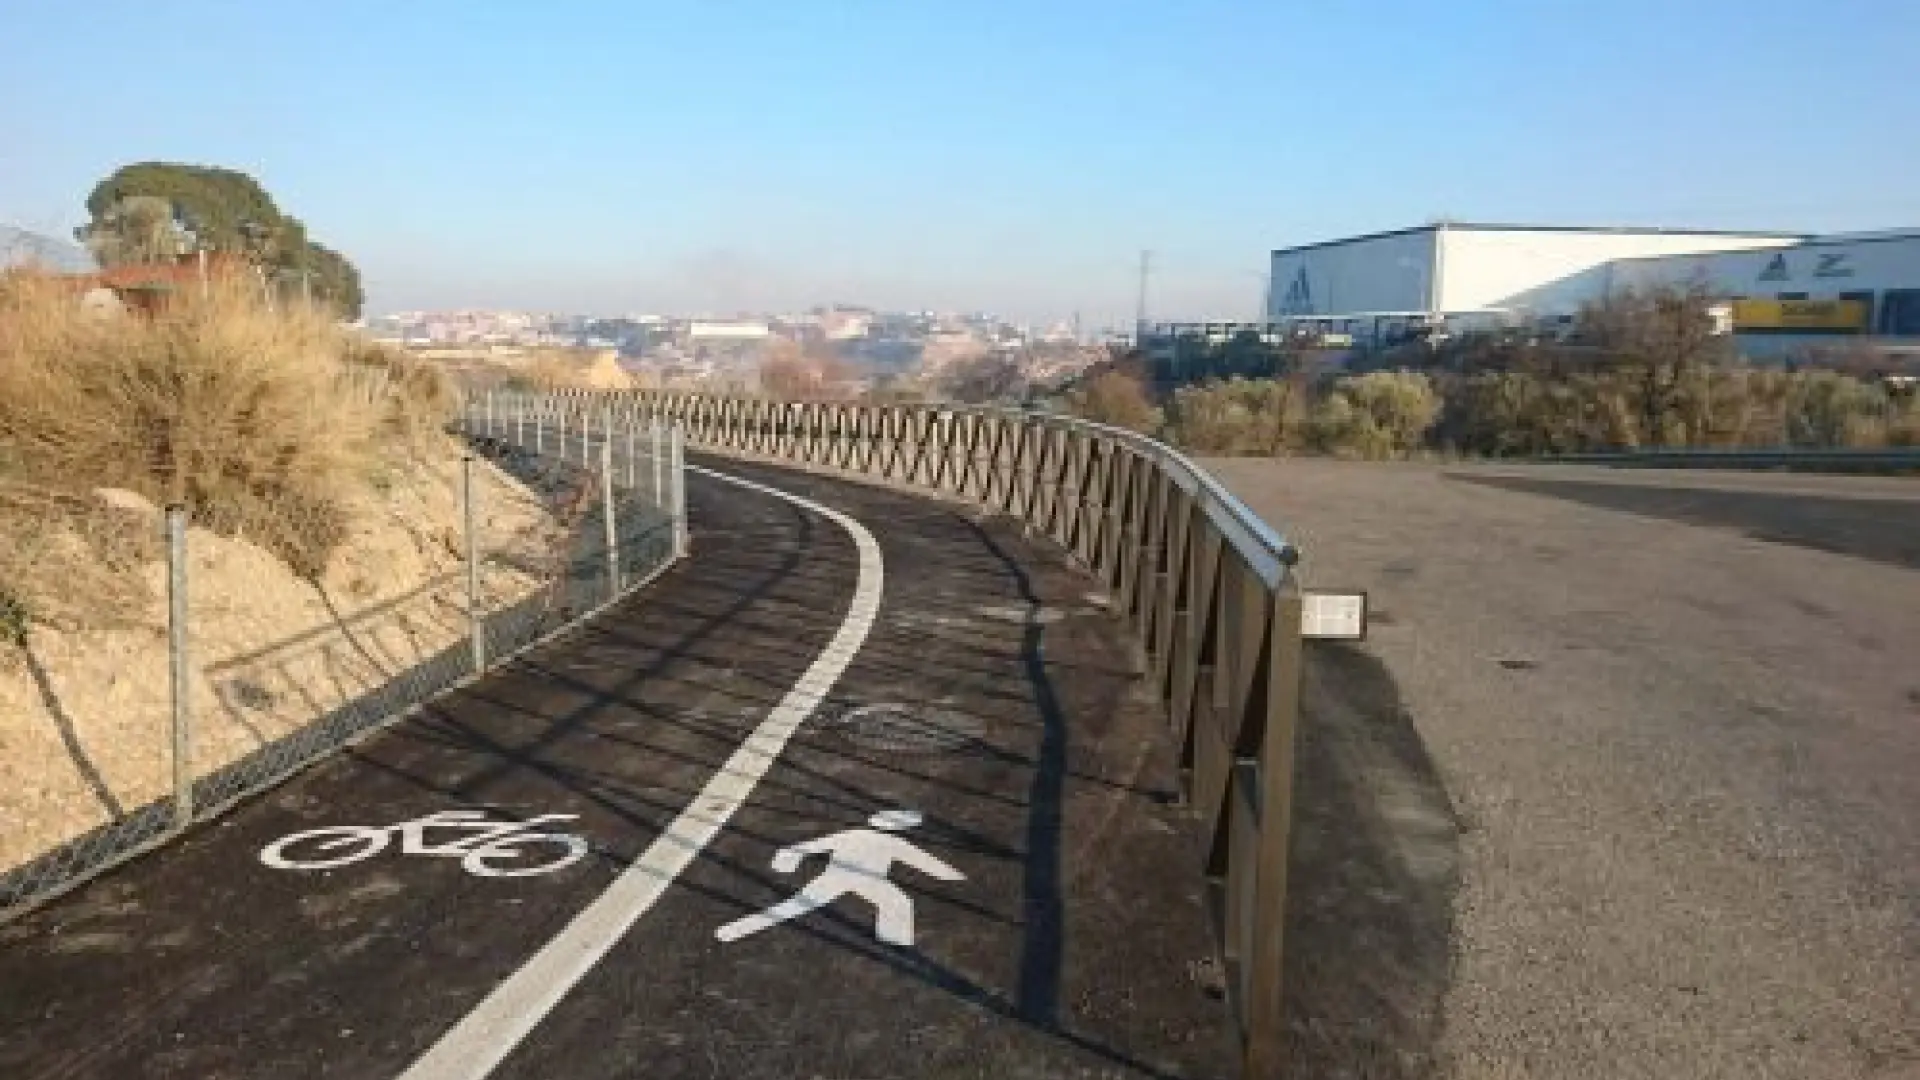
[258,810,589,878]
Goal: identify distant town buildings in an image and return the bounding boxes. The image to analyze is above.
[819,309,871,341]
[366,303,1105,395]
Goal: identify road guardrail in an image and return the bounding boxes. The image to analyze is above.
[1531,446,1920,473]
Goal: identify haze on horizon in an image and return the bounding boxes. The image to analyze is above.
[4,0,1918,327]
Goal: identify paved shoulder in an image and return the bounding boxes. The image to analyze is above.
[1,458,1235,1080]
[1447,464,1920,569]
[1209,457,1920,1080]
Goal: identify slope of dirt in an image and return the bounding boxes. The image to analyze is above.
[0,434,557,872]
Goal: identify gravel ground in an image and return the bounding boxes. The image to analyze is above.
[1207,459,1920,1080]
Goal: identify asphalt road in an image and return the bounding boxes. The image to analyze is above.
[0,458,1237,1079]
[1211,460,1920,1080]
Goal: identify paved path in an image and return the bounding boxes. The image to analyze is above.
[1213,460,1920,1080]
[0,459,1236,1080]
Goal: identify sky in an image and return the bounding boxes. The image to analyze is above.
[4,0,1919,327]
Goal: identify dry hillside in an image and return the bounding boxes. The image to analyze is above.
[0,273,560,872]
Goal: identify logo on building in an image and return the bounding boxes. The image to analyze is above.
[1813,253,1855,278]
[1757,253,1791,282]
[1279,267,1315,315]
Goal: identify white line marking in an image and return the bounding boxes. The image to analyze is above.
[399,464,883,1080]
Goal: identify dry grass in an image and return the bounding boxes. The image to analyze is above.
[0,273,583,876]
[506,347,636,391]
[0,270,451,605]
[524,348,591,388]
[0,485,160,650]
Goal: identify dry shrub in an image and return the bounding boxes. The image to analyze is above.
[1430,365,1911,455]
[1698,368,1912,449]
[339,338,457,445]
[1165,378,1310,455]
[1780,370,1891,447]
[1066,370,1159,433]
[1310,372,1442,459]
[934,353,1023,404]
[0,270,432,585]
[524,352,578,388]
[388,352,457,437]
[516,348,635,391]
[1887,394,1920,447]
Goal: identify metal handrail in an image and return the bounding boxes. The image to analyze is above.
[541,388,1302,582]
[977,407,1301,587]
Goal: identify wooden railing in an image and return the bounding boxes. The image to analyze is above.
[530,389,1308,1076]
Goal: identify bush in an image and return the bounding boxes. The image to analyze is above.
[1782,371,1889,448]
[0,270,442,580]
[1066,370,1159,434]
[1163,377,1308,455]
[1308,372,1441,458]
[1887,393,1920,447]
[340,337,455,445]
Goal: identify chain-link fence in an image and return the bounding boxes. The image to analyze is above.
[457,390,688,660]
[0,394,685,922]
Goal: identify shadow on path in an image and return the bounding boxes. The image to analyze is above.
[968,520,1067,1028]
[1449,473,1920,570]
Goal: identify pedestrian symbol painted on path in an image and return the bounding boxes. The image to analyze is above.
[715,809,963,947]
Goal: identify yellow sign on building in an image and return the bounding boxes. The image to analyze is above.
[1731,298,1868,331]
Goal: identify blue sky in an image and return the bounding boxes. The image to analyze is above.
[4,1,1917,326]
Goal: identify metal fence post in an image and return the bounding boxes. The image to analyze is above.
[581,405,592,464]
[673,426,690,557]
[165,506,193,829]
[1242,583,1306,1078]
[516,394,526,448]
[625,409,638,490]
[652,423,665,508]
[601,433,622,600]
[484,388,495,438]
[462,455,486,673]
[536,398,546,455]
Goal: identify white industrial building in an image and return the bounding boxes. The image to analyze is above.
[1611,231,1920,337]
[686,320,772,341]
[1264,221,1920,346]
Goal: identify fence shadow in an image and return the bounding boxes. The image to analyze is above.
[1283,642,1462,1078]
[189,436,668,817]
[18,640,125,820]
[965,519,1068,1028]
